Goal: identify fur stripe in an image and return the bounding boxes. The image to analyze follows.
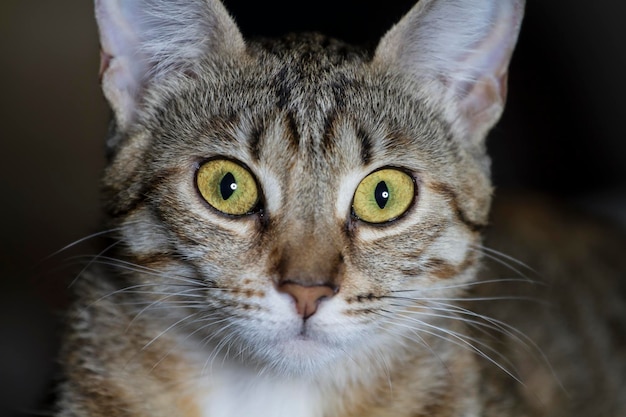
[356,126,373,165]
[321,109,338,156]
[274,66,292,110]
[106,166,183,218]
[285,111,301,150]
[429,181,486,233]
[248,117,265,162]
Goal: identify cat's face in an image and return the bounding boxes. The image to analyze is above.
[96,0,523,376]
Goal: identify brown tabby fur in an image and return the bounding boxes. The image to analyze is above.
[55,1,626,416]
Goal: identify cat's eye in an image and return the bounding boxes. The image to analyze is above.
[196,159,259,216]
[352,168,415,224]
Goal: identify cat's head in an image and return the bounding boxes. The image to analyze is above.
[95,0,523,376]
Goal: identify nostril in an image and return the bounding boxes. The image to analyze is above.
[278,282,336,319]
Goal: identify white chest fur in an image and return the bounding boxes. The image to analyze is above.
[199,367,325,417]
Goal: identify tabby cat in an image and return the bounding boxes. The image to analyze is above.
[56,0,626,416]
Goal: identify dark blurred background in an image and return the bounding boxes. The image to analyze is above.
[1,0,625,415]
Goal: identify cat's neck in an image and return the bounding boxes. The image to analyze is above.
[187,323,481,417]
[198,366,326,417]
[190,348,372,417]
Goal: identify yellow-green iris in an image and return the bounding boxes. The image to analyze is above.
[196,159,259,215]
[353,168,414,223]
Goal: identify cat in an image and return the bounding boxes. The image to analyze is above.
[54,0,626,416]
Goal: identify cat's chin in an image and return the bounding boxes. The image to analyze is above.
[284,334,335,355]
[267,341,342,376]
[247,332,349,377]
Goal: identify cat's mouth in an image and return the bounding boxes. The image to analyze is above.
[278,320,318,345]
[297,322,313,338]
[280,334,333,361]
[277,320,335,353]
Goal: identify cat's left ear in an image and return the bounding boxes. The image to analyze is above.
[374,0,525,146]
[95,0,245,131]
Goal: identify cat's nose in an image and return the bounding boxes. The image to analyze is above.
[278,282,336,319]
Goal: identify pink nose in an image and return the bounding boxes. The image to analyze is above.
[278,283,336,319]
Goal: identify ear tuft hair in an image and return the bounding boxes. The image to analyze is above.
[374,0,525,145]
[95,0,245,130]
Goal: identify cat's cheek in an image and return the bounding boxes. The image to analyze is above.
[120,208,172,255]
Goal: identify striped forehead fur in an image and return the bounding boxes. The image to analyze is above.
[123,36,480,171]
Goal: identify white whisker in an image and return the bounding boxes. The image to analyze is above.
[471,243,539,275]
[68,240,122,288]
[377,310,524,385]
[42,228,123,262]
[141,311,204,351]
[390,277,542,294]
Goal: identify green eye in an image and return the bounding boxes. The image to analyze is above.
[196,159,259,215]
[352,168,415,224]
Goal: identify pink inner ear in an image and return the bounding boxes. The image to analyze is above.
[99,50,112,81]
[95,0,147,129]
[374,0,524,144]
[457,72,507,136]
[94,0,246,131]
[451,12,519,135]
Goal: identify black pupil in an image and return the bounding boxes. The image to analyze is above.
[220,172,237,200]
[374,181,389,209]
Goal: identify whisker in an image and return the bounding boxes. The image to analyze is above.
[149,311,226,372]
[391,306,521,372]
[383,295,549,363]
[384,294,545,304]
[41,228,122,262]
[428,303,526,341]
[374,314,481,376]
[112,300,209,308]
[379,311,524,385]
[68,240,122,288]
[201,320,240,375]
[89,284,199,308]
[471,243,539,275]
[66,255,211,287]
[141,311,205,351]
[389,277,543,294]
[126,287,212,330]
[372,309,452,378]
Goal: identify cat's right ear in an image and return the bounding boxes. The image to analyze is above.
[374,0,524,147]
[95,0,245,131]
